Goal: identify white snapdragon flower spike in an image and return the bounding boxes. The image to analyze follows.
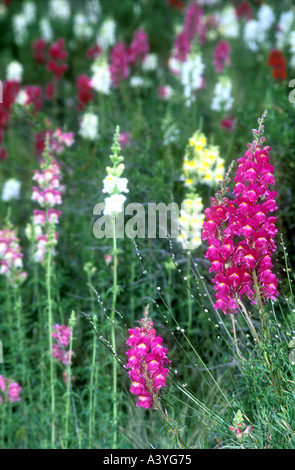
[101,126,129,216]
[276,11,294,48]
[74,13,93,40]
[85,0,101,24]
[12,15,28,45]
[217,6,239,39]
[211,77,234,112]
[49,0,71,20]
[6,61,23,82]
[142,53,158,72]
[97,18,116,49]
[244,20,265,52]
[40,18,53,42]
[23,1,36,24]
[79,112,99,141]
[180,54,205,106]
[257,4,275,32]
[130,76,145,87]
[91,59,112,95]
[2,179,21,202]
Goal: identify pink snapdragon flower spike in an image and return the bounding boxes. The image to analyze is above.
[213,40,231,74]
[52,324,74,366]
[202,111,279,315]
[126,310,170,409]
[0,225,27,286]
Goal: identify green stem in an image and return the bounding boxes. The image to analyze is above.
[46,235,56,448]
[64,319,74,449]
[88,314,98,448]
[111,213,118,449]
[186,253,193,332]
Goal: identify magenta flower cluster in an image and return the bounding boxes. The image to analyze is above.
[173,3,205,62]
[202,121,278,315]
[110,29,149,87]
[52,324,74,366]
[213,40,231,73]
[0,375,22,404]
[126,318,170,409]
[0,225,27,286]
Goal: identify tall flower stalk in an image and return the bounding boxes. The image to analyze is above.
[101,126,129,448]
[202,111,281,395]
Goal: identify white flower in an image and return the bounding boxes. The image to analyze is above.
[97,18,116,49]
[211,78,234,112]
[102,175,129,195]
[244,20,265,52]
[91,60,112,94]
[15,89,29,106]
[40,18,53,42]
[276,11,294,48]
[2,179,21,202]
[12,14,28,45]
[180,54,205,106]
[130,76,145,87]
[85,0,101,24]
[168,56,181,75]
[74,13,93,39]
[104,194,126,216]
[79,112,99,141]
[23,1,36,24]
[142,53,158,72]
[217,6,239,39]
[257,4,275,32]
[6,61,23,82]
[49,0,71,20]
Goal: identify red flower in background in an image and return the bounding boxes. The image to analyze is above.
[167,0,186,11]
[76,74,94,111]
[268,50,287,80]
[235,1,253,20]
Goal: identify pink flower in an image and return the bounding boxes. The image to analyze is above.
[0,375,6,392]
[213,40,231,73]
[110,42,130,87]
[8,382,22,403]
[221,116,235,132]
[126,314,170,409]
[119,132,130,149]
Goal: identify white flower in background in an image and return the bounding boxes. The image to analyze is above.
[180,54,205,106]
[85,0,101,24]
[257,4,275,32]
[97,18,116,49]
[15,89,29,106]
[6,61,23,82]
[40,18,53,42]
[130,76,145,87]
[142,53,158,72]
[74,13,93,40]
[244,20,266,52]
[178,196,205,250]
[79,112,99,141]
[23,1,36,24]
[49,0,71,20]
[168,56,181,75]
[290,31,295,68]
[2,179,21,202]
[104,194,126,216]
[211,77,234,112]
[217,6,239,39]
[91,58,112,95]
[12,14,29,45]
[276,11,294,48]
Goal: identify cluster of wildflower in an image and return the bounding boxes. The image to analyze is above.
[52,323,75,384]
[243,4,275,52]
[172,2,205,62]
[178,195,205,250]
[126,311,170,409]
[29,139,63,264]
[182,131,225,188]
[202,113,279,314]
[229,410,253,440]
[213,40,231,74]
[0,375,22,404]
[102,126,129,216]
[12,1,36,46]
[0,224,27,286]
[90,55,112,95]
[109,29,149,87]
[76,74,94,111]
[1,178,21,202]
